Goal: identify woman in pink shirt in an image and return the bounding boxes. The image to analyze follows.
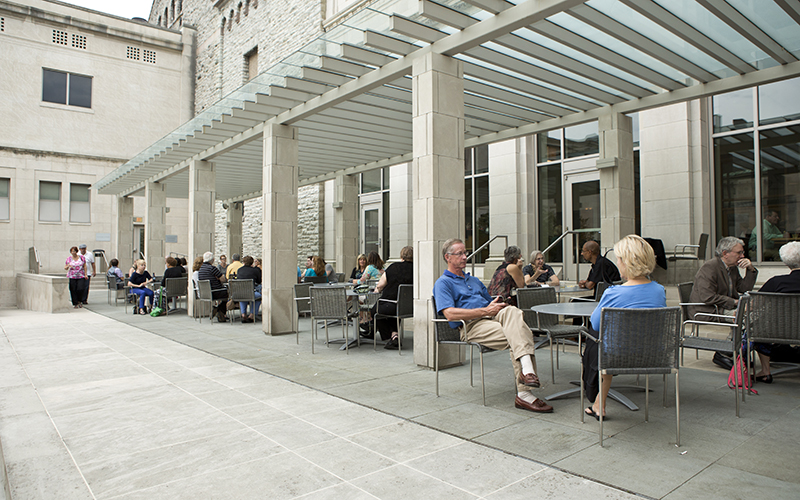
[64,246,86,308]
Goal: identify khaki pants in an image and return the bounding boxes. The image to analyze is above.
[462,306,537,393]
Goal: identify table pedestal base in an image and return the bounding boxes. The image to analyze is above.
[544,381,650,411]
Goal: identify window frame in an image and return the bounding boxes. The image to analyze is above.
[42,68,93,109]
[69,183,91,224]
[38,180,62,223]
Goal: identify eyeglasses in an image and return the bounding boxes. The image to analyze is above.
[448,251,468,257]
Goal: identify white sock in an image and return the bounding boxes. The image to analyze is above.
[520,355,535,375]
[517,391,537,403]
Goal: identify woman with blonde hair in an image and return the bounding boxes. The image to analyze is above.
[128,259,155,314]
[582,235,666,420]
[350,253,368,282]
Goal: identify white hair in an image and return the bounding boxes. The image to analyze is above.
[203,251,214,263]
[780,242,800,269]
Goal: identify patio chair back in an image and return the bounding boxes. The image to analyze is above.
[107,276,126,306]
[309,286,350,354]
[372,284,413,353]
[677,282,694,320]
[303,275,328,284]
[746,291,800,380]
[196,280,216,323]
[163,277,188,315]
[335,272,345,283]
[517,287,558,329]
[293,283,312,343]
[592,306,682,446]
[594,280,611,301]
[228,279,255,324]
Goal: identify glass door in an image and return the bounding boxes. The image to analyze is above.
[564,171,600,281]
[360,195,382,256]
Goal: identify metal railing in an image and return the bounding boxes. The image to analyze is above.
[467,235,507,277]
[28,247,41,274]
[543,227,601,282]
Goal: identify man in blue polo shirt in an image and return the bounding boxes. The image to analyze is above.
[433,238,553,413]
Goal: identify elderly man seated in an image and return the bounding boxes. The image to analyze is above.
[198,251,229,322]
[689,236,758,321]
[433,238,553,413]
[752,241,800,383]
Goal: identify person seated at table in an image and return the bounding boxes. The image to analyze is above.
[217,254,228,274]
[488,246,525,307]
[434,238,553,413]
[235,256,262,323]
[582,235,666,420]
[751,242,800,383]
[198,251,229,322]
[191,256,203,287]
[358,251,384,285]
[324,260,336,281]
[107,258,124,289]
[162,257,184,310]
[303,256,328,282]
[523,250,560,287]
[372,246,413,349]
[226,254,243,280]
[350,254,367,283]
[578,240,620,294]
[179,257,188,274]
[688,236,758,322]
[129,259,155,315]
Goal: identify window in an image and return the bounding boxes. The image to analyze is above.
[359,168,390,261]
[713,77,800,262]
[69,183,90,223]
[325,0,361,19]
[39,181,61,222]
[538,163,563,263]
[0,178,9,220]
[564,122,599,158]
[465,145,490,263]
[42,69,92,108]
[245,47,258,81]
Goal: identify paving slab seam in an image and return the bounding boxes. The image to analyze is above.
[0,322,98,500]
[81,309,649,499]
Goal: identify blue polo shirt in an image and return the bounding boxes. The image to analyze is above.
[434,269,492,329]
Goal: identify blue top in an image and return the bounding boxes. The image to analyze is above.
[304,268,318,277]
[590,281,666,331]
[434,270,492,328]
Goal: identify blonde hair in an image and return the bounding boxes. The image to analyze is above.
[355,253,367,270]
[134,259,146,269]
[613,235,655,279]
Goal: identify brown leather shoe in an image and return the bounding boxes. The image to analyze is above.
[518,372,541,388]
[515,396,553,413]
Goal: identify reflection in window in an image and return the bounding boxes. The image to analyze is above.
[714,133,755,257]
[361,169,381,193]
[713,88,752,133]
[537,130,561,163]
[572,180,601,261]
[565,122,598,158]
[758,78,800,126]
[465,146,489,263]
[538,164,562,263]
[757,126,799,261]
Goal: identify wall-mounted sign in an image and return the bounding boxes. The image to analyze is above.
[165,235,178,243]
[133,217,143,223]
[95,233,111,242]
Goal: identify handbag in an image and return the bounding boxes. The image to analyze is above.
[226,299,237,310]
[727,353,757,395]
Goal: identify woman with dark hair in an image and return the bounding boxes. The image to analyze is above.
[488,245,525,307]
[107,258,124,289]
[358,251,384,284]
[65,246,87,308]
[236,256,262,323]
[372,246,414,349]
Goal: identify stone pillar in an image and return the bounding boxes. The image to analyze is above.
[597,113,635,247]
[412,52,466,368]
[144,182,166,265]
[226,202,243,258]
[262,124,298,335]
[389,162,413,261]
[115,196,134,271]
[188,160,216,316]
[334,174,358,279]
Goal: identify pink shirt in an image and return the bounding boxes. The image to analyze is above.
[66,255,86,279]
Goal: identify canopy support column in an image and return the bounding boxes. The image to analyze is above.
[115,196,134,272]
[262,124,298,335]
[188,160,216,317]
[412,52,466,368]
[334,174,358,281]
[145,182,166,266]
[597,112,635,247]
[227,202,243,258]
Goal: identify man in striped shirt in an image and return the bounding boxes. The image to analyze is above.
[198,251,228,322]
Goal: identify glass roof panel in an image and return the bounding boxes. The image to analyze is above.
[652,0,767,67]
[587,0,736,78]
[546,12,690,83]
[727,0,800,53]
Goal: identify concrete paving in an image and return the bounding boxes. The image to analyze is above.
[1,288,798,499]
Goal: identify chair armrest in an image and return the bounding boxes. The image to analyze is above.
[583,329,599,342]
[673,243,699,257]
[570,297,596,302]
[378,298,398,306]
[431,318,465,327]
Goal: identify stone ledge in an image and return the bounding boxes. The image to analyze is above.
[16,273,71,313]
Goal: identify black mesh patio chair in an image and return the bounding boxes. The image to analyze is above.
[570,280,613,303]
[335,272,346,283]
[107,276,126,306]
[582,307,682,447]
[197,280,223,323]
[518,287,586,383]
[746,291,800,382]
[678,281,729,361]
[681,295,747,416]
[373,284,413,354]
[163,277,188,315]
[294,283,312,343]
[303,275,328,284]
[432,296,498,406]
[309,286,350,354]
[227,279,256,324]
